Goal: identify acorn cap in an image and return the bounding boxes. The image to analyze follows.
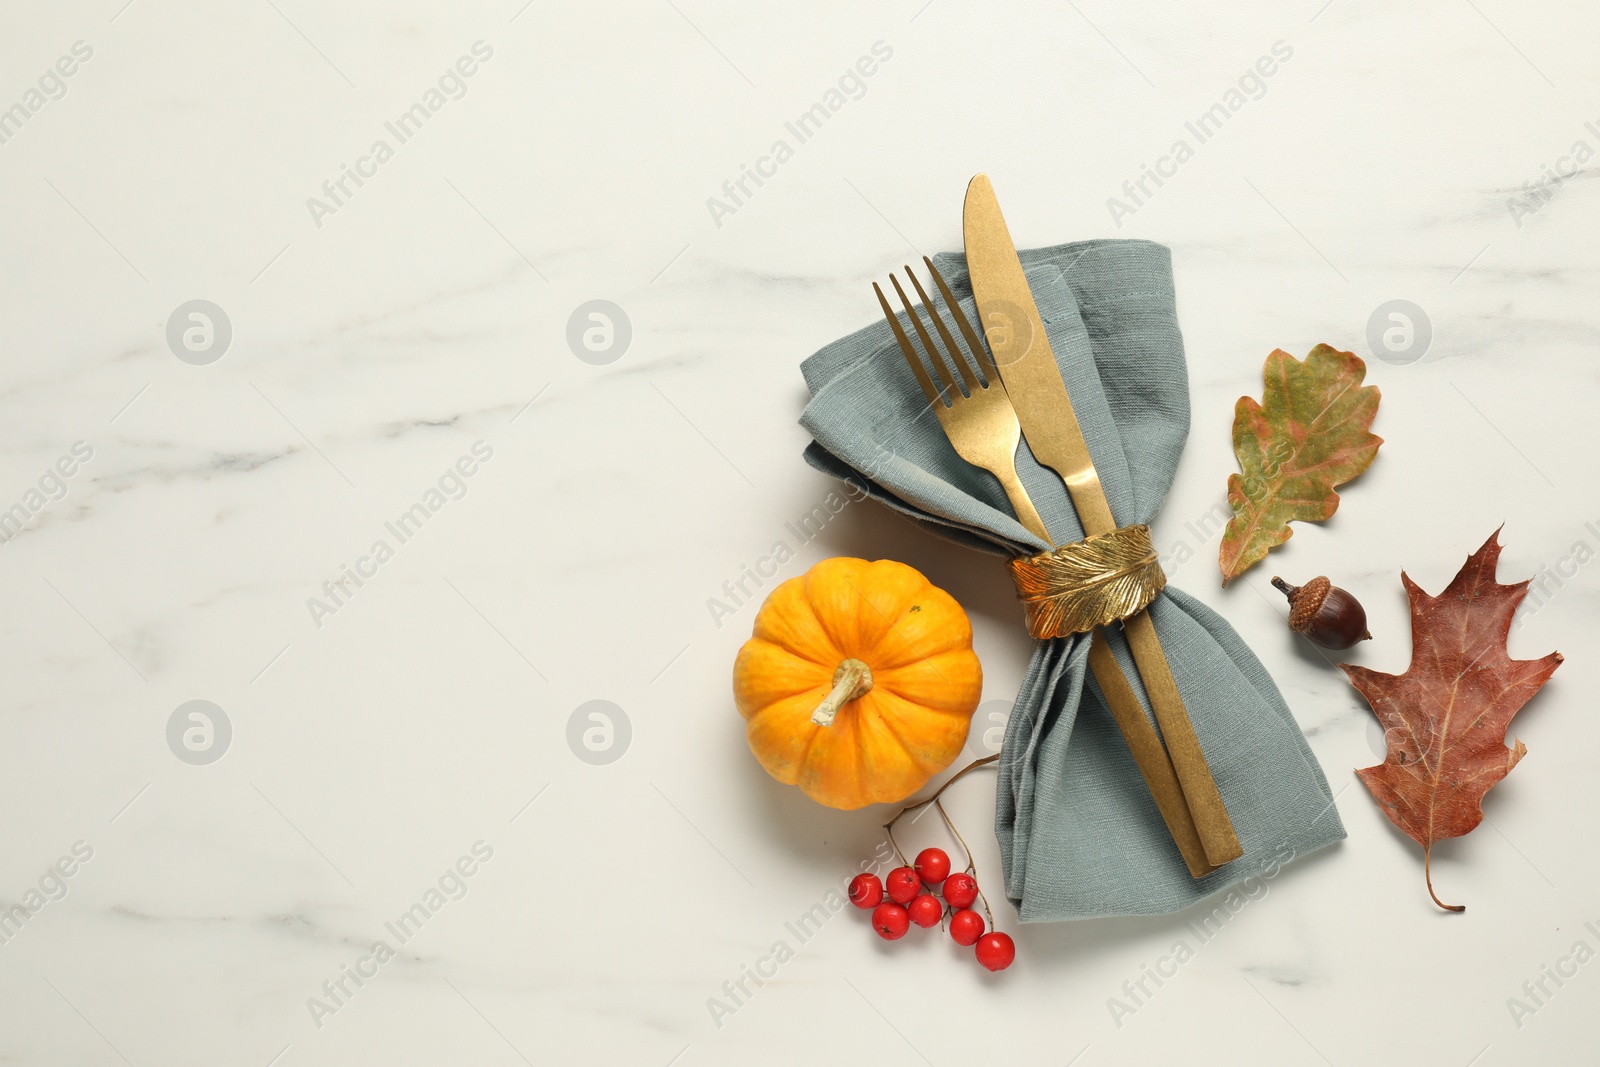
[1271,575,1371,649]
[1283,575,1330,633]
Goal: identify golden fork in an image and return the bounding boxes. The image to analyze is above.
[873,268,1048,542]
[875,258,1216,879]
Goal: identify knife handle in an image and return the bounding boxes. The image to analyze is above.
[1123,609,1243,866]
[1087,633,1215,879]
[988,465,1218,875]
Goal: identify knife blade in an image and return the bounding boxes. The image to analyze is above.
[963,173,1242,868]
[962,175,1116,537]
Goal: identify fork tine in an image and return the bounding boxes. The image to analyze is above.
[889,274,958,397]
[925,256,1001,384]
[874,282,940,408]
[905,265,980,395]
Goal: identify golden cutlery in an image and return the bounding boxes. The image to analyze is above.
[875,260,1216,878]
[963,173,1241,869]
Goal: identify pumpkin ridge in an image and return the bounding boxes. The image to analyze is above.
[869,691,974,770]
[743,689,828,785]
[863,693,948,781]
[851,703,871,810]
[734,639,834,713]
[792,705,826,790]
[798,696,867,807]
[871,680,978,723]
[811,559,889,657]
[846,694,923,806]
[754,575,843,664]
[850,560,930,656]
[864,592,972,668]
[872,653,984,715]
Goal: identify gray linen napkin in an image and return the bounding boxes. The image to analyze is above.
[798,240,1345,920]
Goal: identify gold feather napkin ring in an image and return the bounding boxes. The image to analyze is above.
[1007,524,1166,639]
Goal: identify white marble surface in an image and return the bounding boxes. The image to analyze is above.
[1,1,1596,1063]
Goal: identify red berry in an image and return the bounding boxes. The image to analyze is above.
[907,893,942,928]
[949,908,985,946]
[943,872,978,909]
[848,873,883,910]
[885,866,921,904]
[975,932,1015,971]
[871,902,910,940]
[913,847,951,885]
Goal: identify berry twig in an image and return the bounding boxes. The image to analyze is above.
[852,755,1013,972]
[883,754,998,865]
[934,798,992,929]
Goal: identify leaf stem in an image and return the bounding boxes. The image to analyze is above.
[1424,845,1465,913]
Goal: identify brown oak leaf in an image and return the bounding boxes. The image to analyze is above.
[1344,530,1562,912]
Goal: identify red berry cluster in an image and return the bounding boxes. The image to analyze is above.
[849,847,1014,972]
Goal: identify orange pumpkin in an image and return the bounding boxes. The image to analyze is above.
[733,557,983,810]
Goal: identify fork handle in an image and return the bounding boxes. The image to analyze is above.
[995,472,1052,545]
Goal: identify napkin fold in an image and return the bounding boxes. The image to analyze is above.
[798,240,1345,920]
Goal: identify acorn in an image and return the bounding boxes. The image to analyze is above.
[1271,575,1371,650]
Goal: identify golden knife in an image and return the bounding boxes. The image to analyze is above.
[962,173,1242,869]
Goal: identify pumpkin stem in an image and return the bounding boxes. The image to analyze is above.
[810,659,873,727]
